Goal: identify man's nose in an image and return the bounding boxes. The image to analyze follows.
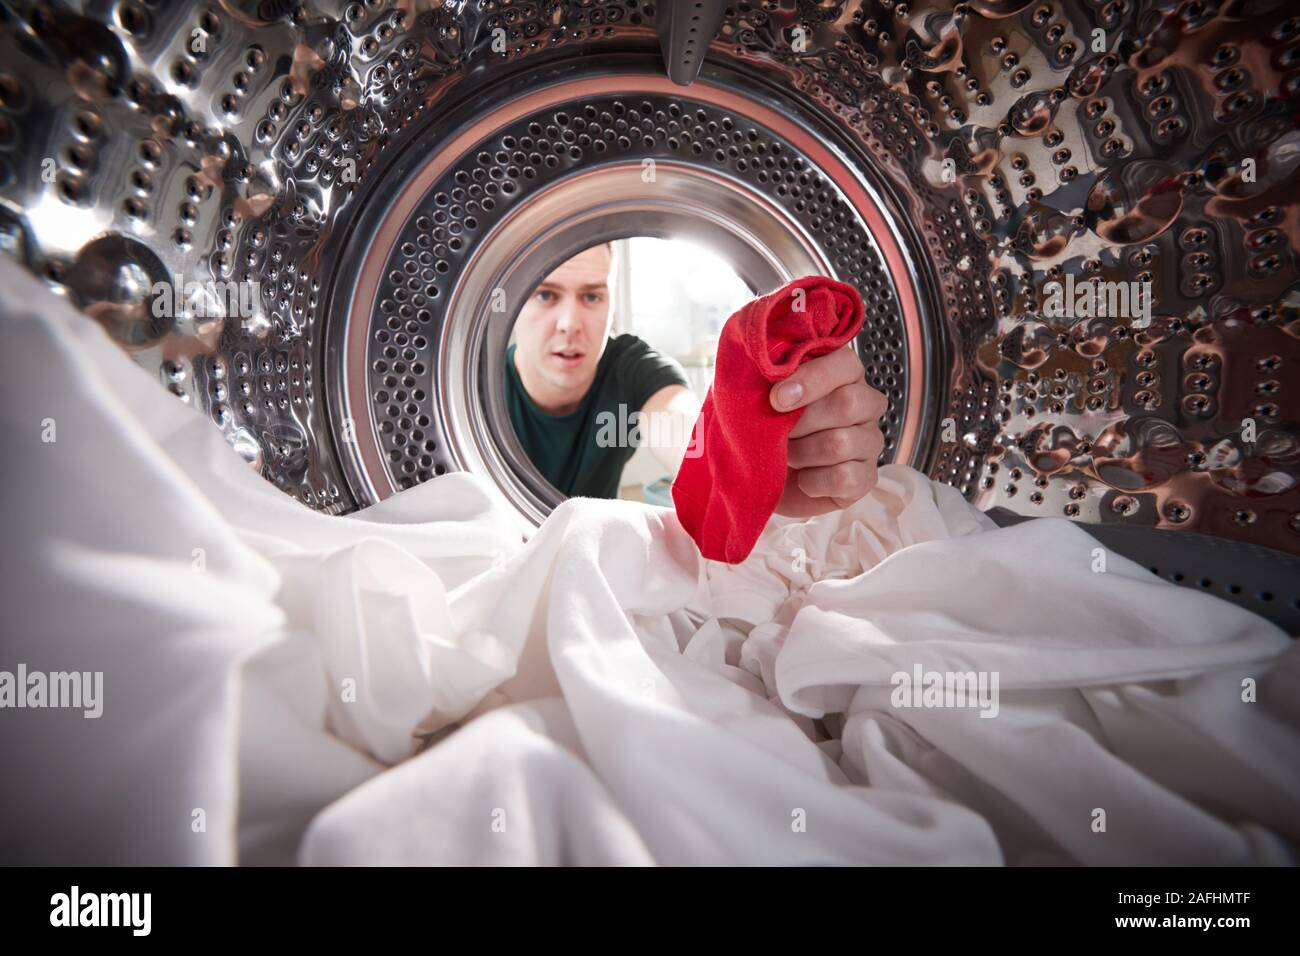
[554,299,579,335]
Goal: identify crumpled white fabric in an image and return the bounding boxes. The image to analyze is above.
[2,257,1297,866]
[0,261,522,864]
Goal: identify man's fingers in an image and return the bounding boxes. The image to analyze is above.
[770,345,863,412]
[795,459,877,500]
[788,381,887,438]
[787,423,883,469]
[770,346,887,508]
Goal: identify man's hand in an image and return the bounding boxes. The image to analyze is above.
[769,345,887,518]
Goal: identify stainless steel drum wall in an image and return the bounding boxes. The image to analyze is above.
[329,70,935,523]
[0,1,1297,556]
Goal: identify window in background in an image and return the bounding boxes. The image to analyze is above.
[611,237,752,398]
[611,238,752,501]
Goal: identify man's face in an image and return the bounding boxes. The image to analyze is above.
[513,244,612,394]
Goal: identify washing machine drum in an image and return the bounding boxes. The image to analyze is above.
[2,0,1299,624]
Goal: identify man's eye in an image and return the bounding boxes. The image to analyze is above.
[584,292,605,304]
[535,290,555,303]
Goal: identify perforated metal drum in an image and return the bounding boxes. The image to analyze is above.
[2,1,1298,618]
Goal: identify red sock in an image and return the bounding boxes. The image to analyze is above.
[671,275,865,564]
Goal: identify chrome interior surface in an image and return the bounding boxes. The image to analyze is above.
[1,0,1298,622]
[327,65,933,511]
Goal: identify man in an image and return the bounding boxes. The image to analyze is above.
[505,242,887,516]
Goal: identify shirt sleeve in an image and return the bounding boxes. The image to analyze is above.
[612,334,692,411]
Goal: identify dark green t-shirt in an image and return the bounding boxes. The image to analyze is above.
[505,333,690,499]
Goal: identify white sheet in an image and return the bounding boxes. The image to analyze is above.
[2,258,1296,866]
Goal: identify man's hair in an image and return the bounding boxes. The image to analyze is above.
[598,241,615,281]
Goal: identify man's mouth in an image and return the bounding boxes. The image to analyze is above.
[551,348,586,367]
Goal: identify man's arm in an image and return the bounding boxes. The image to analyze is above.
[639,383,701,478]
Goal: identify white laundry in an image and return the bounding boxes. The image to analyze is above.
[1,258,1296,866]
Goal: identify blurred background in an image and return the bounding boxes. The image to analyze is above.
[609,237,750,501]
